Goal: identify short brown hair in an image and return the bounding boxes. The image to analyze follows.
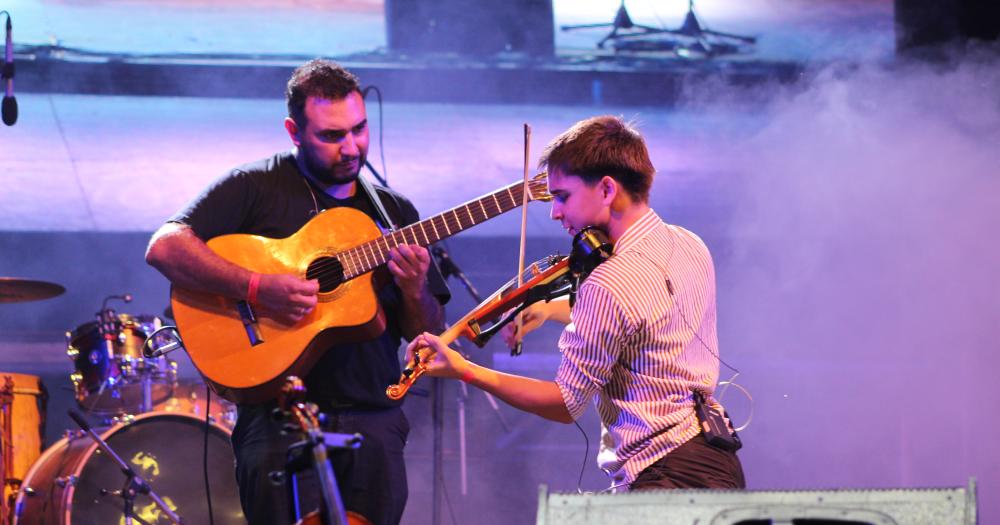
[286,59,361,125]
[538,115,655,202]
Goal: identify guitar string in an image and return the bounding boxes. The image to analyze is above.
[305,180,544,282]
[306,199,513,281]
[304,183,541,282]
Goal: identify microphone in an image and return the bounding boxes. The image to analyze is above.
[2,13,16,127]
[431,246,462,280]
[431,245,482,303]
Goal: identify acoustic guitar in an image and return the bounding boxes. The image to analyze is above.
[171,174,550,403]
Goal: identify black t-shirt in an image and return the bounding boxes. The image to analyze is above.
[170,151,450,409]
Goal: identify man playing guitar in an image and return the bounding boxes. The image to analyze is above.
[146,59,450,525]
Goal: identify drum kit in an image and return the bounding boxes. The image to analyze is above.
[0,278,244,524]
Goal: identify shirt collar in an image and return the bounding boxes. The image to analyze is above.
[613,208,661,255]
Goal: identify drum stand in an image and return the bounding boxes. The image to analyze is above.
[140,362,156,414]
[66,410,184,525]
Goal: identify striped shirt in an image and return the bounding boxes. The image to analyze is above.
[554,208,722,488]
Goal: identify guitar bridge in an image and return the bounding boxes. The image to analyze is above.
[236,301,265,346]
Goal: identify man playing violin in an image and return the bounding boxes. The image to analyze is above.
[408,115,745,491]
[147,59,450,524]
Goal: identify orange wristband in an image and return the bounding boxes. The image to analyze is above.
[459,364,475,384]
[247,273,261,307]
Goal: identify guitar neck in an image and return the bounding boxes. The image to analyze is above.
[340,178,544,279]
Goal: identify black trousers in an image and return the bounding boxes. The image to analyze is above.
[231,403,410,525]
[630,434,746,490]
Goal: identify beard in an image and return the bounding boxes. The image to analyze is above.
[301,147,366,186]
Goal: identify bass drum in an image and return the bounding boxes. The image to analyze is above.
[153,379,236,430]
[13,412,244,525]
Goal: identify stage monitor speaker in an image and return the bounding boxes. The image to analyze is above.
[385,0,555,57]
[895,0,1000,52]
[536,479,977,525]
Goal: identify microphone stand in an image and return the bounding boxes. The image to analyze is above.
[430,245,511,525]
[66,410,184,525]
[364,158,510,522]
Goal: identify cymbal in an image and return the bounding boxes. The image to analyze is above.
[0,278,66,303]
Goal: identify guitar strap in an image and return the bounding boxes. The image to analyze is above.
[357,170,398,232]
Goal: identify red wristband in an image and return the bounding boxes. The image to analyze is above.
[246,273,261,308]
[459,365,475,384]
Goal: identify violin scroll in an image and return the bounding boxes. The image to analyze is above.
[385,352,429,401]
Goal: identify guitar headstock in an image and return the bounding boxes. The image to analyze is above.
[528,172,552,202]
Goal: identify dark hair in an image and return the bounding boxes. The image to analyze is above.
[286,59,361,125]
[538,115,655,202]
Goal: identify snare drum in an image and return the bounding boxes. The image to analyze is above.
[13,412,244,524]
[66,314,176,416]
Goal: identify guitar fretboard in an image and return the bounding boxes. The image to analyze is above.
[339,178,544,279]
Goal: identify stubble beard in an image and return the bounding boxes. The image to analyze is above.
[303,150,366,187]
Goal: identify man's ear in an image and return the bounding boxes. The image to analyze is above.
[284,117,301,146]
[600,176,618,205]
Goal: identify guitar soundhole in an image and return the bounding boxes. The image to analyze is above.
[306,257,344,293]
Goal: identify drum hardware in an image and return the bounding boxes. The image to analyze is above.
[53,475,77,488]
[65,409,184,525]
[66,306,176,416]
[141,326,185,359]
[106,413,137,427]
[62,428,86,441]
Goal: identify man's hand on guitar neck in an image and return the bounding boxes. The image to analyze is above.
[388,244,444,340]
[387,245,431,298]
[253,274,319,326]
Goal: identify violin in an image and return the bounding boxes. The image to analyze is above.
[386,254,572,400]
[386,226,613,401]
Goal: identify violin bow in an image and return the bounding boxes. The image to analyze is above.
[513,123,531,356]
